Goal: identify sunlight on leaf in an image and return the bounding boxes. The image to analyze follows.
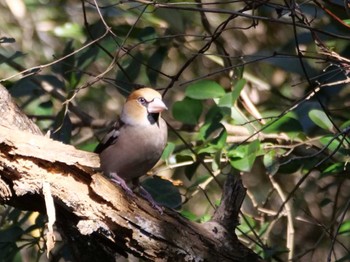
[308,109,333,131]
[185,80,225,99]
[54,23,84,40]
[321,162,347,177]
[180,210,198,221]
[339,220,350,236]
[161,142,175,161]
[229,140,261,172]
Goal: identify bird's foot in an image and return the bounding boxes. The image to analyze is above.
[108,172,134,196]
[138,186,163,214]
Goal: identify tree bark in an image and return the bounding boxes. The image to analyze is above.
[0,85,261,261]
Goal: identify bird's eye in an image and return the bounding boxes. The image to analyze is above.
[138,97,147,105]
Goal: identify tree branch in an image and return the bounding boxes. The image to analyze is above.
[0,85,260,261]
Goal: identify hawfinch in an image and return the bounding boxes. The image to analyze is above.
[95,88,168,196]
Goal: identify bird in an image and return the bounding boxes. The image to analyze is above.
[95,87,168,202]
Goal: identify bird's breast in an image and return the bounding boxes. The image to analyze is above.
[99,119,167,181]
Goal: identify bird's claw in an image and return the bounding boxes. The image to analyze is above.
[108,173,163,214]
[109,172,135,197]
[139,186,163,214]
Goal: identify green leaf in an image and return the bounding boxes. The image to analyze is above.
[211,128,227,149]
[340,121,350,130]
[197,127,227,156]
[198,125,227,156]
[308,109,333,131]
[77,45,99,71]
[229,140,261,172]
[175,151,197,180]
[198,106,223,141]
[27,99,53,116]
[77,141,99,152]
[263,150,279,176]
[10,75,62,98]
[263,112,303,136]
[197,145,217,155]
[230,106,252,126]
[185,80,225,99]
[142,176,182,209]
[343,19,350,25]
[138,26,157,42]
[180,210,198,221]
[198,121,222,141]
[320,135,348,158]
[184,161,200,181]
[339,220,350,236]
[236,214,256,234]
[59,40,77,88]
[161,142,175,161]
[172,97,203,125]
[204,105,223,123]
[216,93,233,117]
[321,163,346,177]
[200,214,211,223]
[217,92,232,108]
[258,222,270,236]
[212,150,223,171]
[175,150,195,162]
[51,107,72,144]
[232,79,246,103]
[53,23,84,40]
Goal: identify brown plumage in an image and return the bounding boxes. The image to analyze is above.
[95,88,168,183]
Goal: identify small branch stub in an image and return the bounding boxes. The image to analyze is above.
[42,182,56,257]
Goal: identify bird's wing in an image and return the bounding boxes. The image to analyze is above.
[94,120,124,153]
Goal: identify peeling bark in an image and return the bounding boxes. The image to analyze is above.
[0,85,261,261]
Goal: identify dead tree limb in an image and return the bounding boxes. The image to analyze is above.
[0,85,260,261]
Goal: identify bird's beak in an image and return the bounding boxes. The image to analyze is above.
[148,97,168,113]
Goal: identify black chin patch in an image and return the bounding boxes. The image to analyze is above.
[148,113,159,125]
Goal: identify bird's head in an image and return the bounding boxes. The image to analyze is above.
[121,88,167,126]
